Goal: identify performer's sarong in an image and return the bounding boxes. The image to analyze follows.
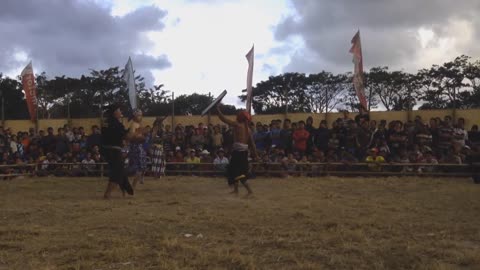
[103,146,133,195]
[128,143,147,173]
[151,144,165,175]
[227,143,249,185]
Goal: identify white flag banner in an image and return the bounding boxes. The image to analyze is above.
[245,45,254,114]
[124,57,137,109]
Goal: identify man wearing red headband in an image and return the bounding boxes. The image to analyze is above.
[216,105,258,195]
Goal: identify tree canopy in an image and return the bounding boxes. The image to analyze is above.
[1,54,480,119]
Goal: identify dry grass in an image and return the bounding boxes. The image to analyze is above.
[1,175,480,270]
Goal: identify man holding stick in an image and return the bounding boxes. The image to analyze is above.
[216,105,258,195]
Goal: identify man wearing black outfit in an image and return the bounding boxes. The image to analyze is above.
[102,104,133,199]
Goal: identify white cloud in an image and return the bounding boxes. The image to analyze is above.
[111,0,295,106]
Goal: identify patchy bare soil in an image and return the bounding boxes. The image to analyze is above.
[1,176,479,270]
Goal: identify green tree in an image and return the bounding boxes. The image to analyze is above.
[306,72,349,113]
[418,55,469,109]
[240,73,310,114]
[0,73,29,120]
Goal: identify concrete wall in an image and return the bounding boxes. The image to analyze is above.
[3,109,480,133]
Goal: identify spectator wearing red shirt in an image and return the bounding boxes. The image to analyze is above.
[292,121,310,155]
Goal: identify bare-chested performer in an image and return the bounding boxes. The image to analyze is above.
[216,105,258,195]
[127,109,147,189]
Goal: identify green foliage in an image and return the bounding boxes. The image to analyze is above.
[2,54,480,118]
[0,73,30,119]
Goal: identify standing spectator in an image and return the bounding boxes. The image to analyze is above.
[357,121,372,159]
[210,126,223,151]
[429,118,440,148]
[269,120,282,148]
[86,125,101,151]
[388,121,407,157]
[453,117,468,148]
[190,128,206,150]
[341,110,352,126]
[55,128,69,157]
[162,125,174,154]
[172,126,186,150]
[9,135,18,155]
[292,121,310,155]
[64,125,74,142]
[253,124,269,153]
[314,120,329,153]
[344,120,359,157]
[438,116,454,155]
[279,119,293,154]
[41,127,56,154]
[468,125,480,148]
[305,116,316,154]
[355,105,370,125]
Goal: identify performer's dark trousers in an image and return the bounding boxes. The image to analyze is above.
[103,147,133,194]
[227,150,249,185]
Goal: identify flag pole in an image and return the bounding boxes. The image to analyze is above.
[1,96,4,128]
[207,92,211,125]
[171,92,175,128]
[324,87,328,124]
[65,80,71,126]
[35,100,39,134]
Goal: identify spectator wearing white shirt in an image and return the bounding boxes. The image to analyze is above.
[453,118,468,148]
[81,152,96,176]
[213,148,229,174]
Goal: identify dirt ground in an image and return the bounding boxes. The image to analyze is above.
[0,176,479,270]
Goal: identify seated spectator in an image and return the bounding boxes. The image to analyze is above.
[365,148,385,172]
[213,148,229,174]
[199,149,213,175]
[282,153,298,177]
[418,150,439,173]
[185,149,200,175]
[81,153,96,176]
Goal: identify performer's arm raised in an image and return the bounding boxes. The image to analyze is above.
[216,105,236,126]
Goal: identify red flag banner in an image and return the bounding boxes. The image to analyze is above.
[21,61,38,122]
[245,45,254,114]
[349,30,368,110]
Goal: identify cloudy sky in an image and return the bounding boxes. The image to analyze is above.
[1,0,479,107]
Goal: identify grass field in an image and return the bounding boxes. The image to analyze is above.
[1,176,480,270]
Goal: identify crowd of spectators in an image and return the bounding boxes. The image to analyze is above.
[0,110,478,178]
